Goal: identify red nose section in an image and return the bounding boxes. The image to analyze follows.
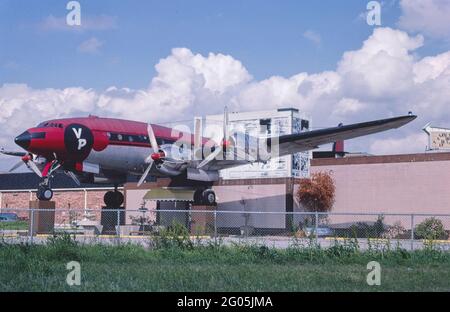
[18,127,65,157]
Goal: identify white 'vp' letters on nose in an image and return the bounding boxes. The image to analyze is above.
[72,128,87,150]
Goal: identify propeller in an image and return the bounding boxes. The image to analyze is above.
[8,153,43,178]
[136,124,164,187]
[197,106,231,169]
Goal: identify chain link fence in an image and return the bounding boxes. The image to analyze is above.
[1,208,450,250]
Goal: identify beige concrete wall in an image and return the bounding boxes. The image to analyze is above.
[214,184,286,228]
[311,160,450,228]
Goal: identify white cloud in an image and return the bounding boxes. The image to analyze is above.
[369,133,428,154]
[332,98,367,117]
[337,27,423,99]
[398,0,450,40]
[77,37,104,54]
[1,28,450,161]
[303,30,322,46]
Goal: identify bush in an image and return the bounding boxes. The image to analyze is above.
[153,221,193,250]
[297,171,335,213]
[415,217,448,240]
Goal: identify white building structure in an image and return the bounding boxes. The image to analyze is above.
[198,108,311,180]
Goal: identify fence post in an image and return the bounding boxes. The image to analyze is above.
[315,211,319,243]
[83,189,88,217]
[214,210,217,245]
[116,209,121,245]
[29,208,34,244]
[410,214,414,251]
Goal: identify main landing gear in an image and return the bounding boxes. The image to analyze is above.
[194,188,216,206]
[103,185,124,207]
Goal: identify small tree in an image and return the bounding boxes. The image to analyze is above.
[415,217,448,240]
[297,171,336,213]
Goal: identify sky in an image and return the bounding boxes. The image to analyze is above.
[1,0,450,170]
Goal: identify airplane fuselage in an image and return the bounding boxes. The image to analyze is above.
[14,115,199,181]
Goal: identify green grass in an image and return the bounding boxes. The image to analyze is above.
[0,221,28,230]
[0,236,449,291]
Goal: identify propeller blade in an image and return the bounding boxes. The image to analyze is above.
[26,160,43,178]
[197,146,223,169]
[137,161,155,187]
[223,105,229,139]
[194,117,202,151]
[147,124,159,151]
[1,148,27,157]
[65,171,81,186]
[8,160,25,172]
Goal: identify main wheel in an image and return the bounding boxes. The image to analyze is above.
[37,186,53,201]
[193,189,203,205]
[104,191,124,207]
[113,191,124,206]
[201,189,216,206]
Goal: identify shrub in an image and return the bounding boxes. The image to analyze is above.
[415,217,449,240]
[297,171,335,213]
[382,221,407,239]
[153,221,193,250]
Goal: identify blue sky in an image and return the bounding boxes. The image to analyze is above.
[1,0,450,166]
[2,0,442,90]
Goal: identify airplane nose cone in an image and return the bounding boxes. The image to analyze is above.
[14,131,31,149]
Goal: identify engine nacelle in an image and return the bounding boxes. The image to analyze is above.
[158,144,191,163]
[153,144,187,177]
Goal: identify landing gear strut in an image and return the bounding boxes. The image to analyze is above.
[194,188,216,206]
[36,160,61,201]
[103,185,124,207]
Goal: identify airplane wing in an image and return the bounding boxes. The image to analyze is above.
[269,114,417,157]
[138,114,416,182]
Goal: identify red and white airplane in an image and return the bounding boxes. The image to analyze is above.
[1,109,416,206]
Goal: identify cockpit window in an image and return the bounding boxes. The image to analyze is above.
[36,122,63,128]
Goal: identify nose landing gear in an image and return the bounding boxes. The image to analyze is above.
[36,160,61,201]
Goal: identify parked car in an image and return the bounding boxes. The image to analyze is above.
[0,213,19,222]
[304,226,334,237]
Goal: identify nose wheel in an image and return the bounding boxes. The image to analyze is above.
[37,180,53,201]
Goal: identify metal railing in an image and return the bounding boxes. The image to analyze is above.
[1,208,450,251]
